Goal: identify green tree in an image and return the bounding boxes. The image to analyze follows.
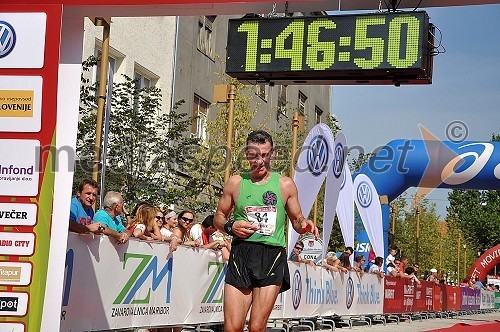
[75,56,199,207]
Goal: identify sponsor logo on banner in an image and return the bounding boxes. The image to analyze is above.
[333,142,345,178]
[356,281,381,306]
[0,322,24,332]
[0,13,46,68]
[292,270,302,309]
[1,261,32,289]
[355,242,370,253]
[346,276,354,309]
[0,203,37,226]
[0,139,40,196]
[0,90,33,117]
[356,181,372,208]
[340,169,346,189]
[0,232,35,256]
[0,292,28,316]
[111,253,172,318]
[200,262,226,314]
[307,135,329,176]
[0,21,16,58]
[0,76,42,132]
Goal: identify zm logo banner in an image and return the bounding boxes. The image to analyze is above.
[307,135,329,176]
[114,253,173,305]
[202,262,226,303]
[356,181,372,208]
[292,270,302,309]
[0,21,16,58]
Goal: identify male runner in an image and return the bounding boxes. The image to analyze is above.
[214,130,319,332]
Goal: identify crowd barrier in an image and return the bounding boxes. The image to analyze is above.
[60,233,498,331]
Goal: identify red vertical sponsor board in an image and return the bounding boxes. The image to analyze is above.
[433,284,443,312]
[414,281,434,312]
[442,285,461,311]
[0,4,62,332]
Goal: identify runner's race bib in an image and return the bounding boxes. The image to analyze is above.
[245,206,277,236]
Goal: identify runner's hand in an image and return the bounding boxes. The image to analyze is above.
[299,219,319,239]
[232,220,258,238]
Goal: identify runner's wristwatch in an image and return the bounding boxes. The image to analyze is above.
[224,220,236,237]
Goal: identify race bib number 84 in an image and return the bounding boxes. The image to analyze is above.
[245,206,277,236]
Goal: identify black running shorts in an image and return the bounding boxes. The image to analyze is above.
[225,241,290,293]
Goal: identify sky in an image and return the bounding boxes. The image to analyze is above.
[330,4,500,219]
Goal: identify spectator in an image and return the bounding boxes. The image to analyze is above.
[339,246,354,270]
[404,266,421,284]
[494,285,499,292]
[369,256,385,279]
[400,256,409,272]
[289,240,316,269]
[322,251,341,272]
[385,247,397,267]
[427,268,439,284]
[386,258,402,277]
[172,210,197,246]
[190,215,218,247]
[162,209,178,235]
[92,191,131,244]
[128,204,162,241]
[155,208,180,252]
[352,254,366,276]
[367,244,376,270]
[126,201,149,228]
[69,179,103,234]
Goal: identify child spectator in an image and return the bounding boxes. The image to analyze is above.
[385,247,397,267]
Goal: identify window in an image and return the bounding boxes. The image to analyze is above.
[298,91,307,116]
[315,106,323,124]
[193,94,210,143]
[256,85,266,100]
[134,71,151,90]
[197,16,216,59]
[276,85,287,121]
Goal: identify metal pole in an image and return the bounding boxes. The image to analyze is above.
[99,65,114,206]
[224,84,236,184]
[464,245,467,278]
[92,18,111,187]
[391,205,398,246]
[415,206,421,264]
[457,233,461,283]
[289,111,299,179]
[312,198,318,226]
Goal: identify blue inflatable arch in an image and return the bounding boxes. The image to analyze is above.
[354,139,500,260]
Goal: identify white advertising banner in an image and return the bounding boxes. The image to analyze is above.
[336,164,355,263]
[289,123,335,255]
[353,174,384,258]
[62,234,384,331]
[480,289,495,309]
[322,133,347,258]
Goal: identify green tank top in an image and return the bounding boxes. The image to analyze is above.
[234,172,286,247]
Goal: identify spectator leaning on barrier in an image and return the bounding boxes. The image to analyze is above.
[427,268,439,284]
[129,204,162,241]
[155,208,180,252]
[386,258,402,277]
[353,254,366,276]
[92,191,132,244]
[172,209,198,246]
[369,256,385,279]
[69,178,104,234]
[289,240,316,269]
[404,266,421,285]
[322,251,341,272]
[339,246,354,270]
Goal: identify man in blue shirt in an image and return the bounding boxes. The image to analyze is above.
[93,191,131,244]
[69,179,104,234]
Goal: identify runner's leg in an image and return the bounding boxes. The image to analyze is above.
[224,284,253,332]
[247,284,281,332]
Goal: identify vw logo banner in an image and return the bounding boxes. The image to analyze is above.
[353,174,384,258]
[288,123,335,255]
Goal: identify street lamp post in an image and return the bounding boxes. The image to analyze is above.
[415,206,421,264]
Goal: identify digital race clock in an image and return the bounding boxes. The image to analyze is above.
[226,11,434,85]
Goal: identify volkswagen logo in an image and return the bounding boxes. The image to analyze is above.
[357,181,372,208]
[340,169,347,190]
[346,276,354,309]
[292,270,302,310]
[0,21,16,59]
[333,142,345,178]
[307,135,329,177]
